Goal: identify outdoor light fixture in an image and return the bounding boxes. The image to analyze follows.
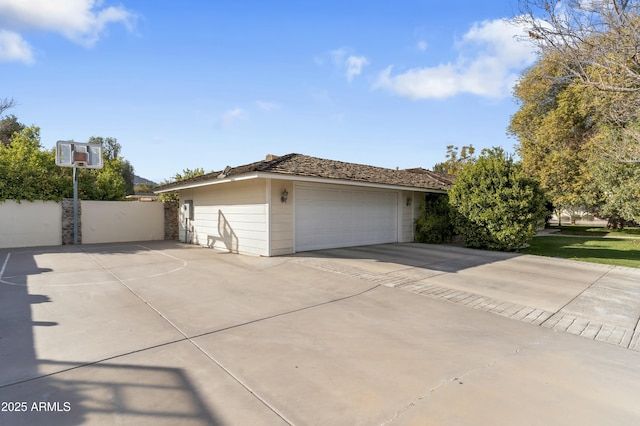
[281,188,289,204]
[406,197,412,206]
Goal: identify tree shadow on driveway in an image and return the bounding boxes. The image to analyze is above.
[290,242,523,274]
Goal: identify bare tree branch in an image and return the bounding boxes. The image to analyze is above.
[0,98,16,116]
[514,0,640,92]
[514,1,640,161]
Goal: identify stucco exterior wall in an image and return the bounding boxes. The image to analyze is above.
[82,201,164,244]
[0,200,62,248]
[180,179,268,256]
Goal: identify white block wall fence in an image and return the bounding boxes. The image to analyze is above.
[0,200,175,249]
[0,200,62,248]
[82,200,164,244]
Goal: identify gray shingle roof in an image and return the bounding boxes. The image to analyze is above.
[155,153,452,192]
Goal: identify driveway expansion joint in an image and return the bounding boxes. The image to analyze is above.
[293,257,640,352]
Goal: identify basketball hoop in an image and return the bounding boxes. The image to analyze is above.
[73,149,88,167]
[55,140,104,245]
[56,141,103,169]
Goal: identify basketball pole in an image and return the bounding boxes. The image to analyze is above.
[56,141,103,246]
[73,166,78,245]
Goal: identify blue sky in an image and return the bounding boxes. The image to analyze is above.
[0,1,537,183]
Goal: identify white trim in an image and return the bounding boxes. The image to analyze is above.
[395,191,400,245]
[292,184,297,254]
[155,173,260,193]
[411,191,416,242]
[156,171,447,194]
[265,178,272,257]
[257,172,445,193]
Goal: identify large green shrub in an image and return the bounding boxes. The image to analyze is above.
[0,126,130,202]
[0,126,65,202]
[414,194,454,243]
[448,148,547,251]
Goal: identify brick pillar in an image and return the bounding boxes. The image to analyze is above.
[164,201,179,240]
[61,198,81,245]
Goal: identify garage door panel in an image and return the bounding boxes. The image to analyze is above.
[295,184,398,252]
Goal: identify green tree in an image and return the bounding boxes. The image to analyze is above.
[516,1,640,93]
[134,183,156,194]
[433,145,475,175]
[172,168,206,181]
[510,51,640,224]
[514,1,640,161]
[449,148,547,251]
[0,122,133,201]
[0,126,64,202]
[88,136,135,196]
[120,159,135,195]
[509,55,596,217]
[93,158,128,200]
[1,115,25,146]
[414,194,454,243]
[589,158,640,228]
[159,168,206,201]
[91,136,121,161]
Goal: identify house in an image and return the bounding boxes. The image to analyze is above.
[154,153,452,256]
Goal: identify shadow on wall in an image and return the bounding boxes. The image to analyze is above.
[207,210,238,253]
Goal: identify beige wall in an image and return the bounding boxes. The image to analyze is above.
[82,201,164,244]
[174,178,434,256]
[179,179,268,256]
[400,190,418,243]
[270,179,294,256]
[0,200,62,248]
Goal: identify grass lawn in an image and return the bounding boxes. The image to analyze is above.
[521,233,640,268]
[549,225,640,237]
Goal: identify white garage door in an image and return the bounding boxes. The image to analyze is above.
[295,184,398,252]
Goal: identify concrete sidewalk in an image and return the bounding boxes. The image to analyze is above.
[1,242,639,425]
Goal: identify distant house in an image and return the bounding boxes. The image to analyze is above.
[154,153,452,256]
[125,194,159,202]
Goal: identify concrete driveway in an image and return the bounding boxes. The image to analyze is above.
[1,241,639,425]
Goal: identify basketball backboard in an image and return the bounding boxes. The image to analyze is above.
[56,141,103,169]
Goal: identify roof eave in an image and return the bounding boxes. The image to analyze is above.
[154,173,261,193]
[257,171,448,192]
[155,170,449,194]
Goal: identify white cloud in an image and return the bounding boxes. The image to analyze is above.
[346,55,368,82]
[219,108,246,128]
[0,0,136,62]
[416,40,428,52]
[330,47,348,66]
[328,47,369,82]
[255,100,281,111]
[374,18,537,99]
[0,30,34,64]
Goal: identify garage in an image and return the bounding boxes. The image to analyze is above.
[294,183,399,252]
[155,153,451,256]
